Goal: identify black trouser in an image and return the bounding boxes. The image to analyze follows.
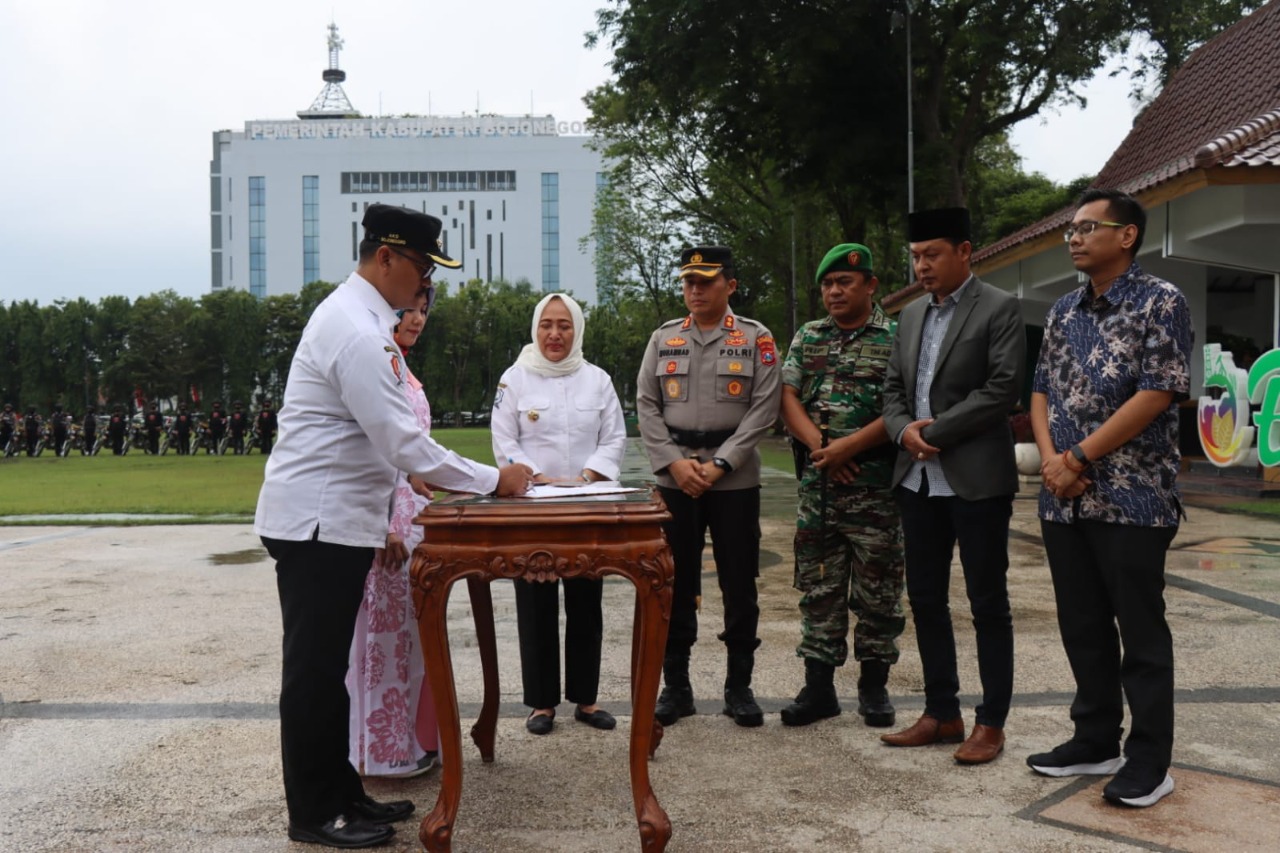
[53,427,67,455]
[895,481,1014,728]
[230,430,245,454]
[83,430,95,454]
[261,433,274,455]
[514,577,604,708]
[658,485,761,656]
[1040,520,1177,770]
[146,430,161,455]
[262,535,371,826]
[175,429,190,454]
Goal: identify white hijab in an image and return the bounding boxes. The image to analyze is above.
[514,293,586,377]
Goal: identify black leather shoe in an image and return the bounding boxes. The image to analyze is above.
[574,706,617,730]
[347,796,415,824]
[287,814,395,848]
[526,709,555,735]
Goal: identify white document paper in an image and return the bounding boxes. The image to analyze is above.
[516,481,644,499]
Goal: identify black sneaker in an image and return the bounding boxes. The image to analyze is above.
[1027,740,1125,777]
[1103,762,1174,807]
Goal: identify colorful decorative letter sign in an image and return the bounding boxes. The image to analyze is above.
[1199,344,1255,467]
[1199,344,1280,467]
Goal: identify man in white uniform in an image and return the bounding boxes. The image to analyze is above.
[256,203,531,849]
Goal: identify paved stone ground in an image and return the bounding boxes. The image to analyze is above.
[2,439,1279,851]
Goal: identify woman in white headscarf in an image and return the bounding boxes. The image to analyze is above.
[491,293,627,735]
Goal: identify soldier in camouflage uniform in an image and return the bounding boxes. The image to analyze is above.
[779,242,905,728]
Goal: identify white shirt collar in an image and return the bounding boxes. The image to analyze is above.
[345,271,401,335]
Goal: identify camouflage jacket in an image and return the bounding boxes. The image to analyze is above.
[782,306,897,491]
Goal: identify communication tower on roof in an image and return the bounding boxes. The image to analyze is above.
[297,23,360,119]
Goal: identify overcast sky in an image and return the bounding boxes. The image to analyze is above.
[0,1,1141,306]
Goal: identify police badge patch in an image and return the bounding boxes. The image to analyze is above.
[757,336,777,366]
[384,346,404,384]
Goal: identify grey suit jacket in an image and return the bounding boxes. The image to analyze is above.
[882,276,1026,501]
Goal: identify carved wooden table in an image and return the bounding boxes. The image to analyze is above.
[409,489,675,852]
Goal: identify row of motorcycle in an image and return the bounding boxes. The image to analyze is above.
[1,416,270,458]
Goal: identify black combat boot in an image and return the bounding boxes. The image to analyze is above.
[654,653,696,726]
[856,659,896,727]
[722,651,764,727]
[780,658,841,726]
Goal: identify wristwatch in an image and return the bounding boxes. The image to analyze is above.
[1069,444,1089,466]
[712,457,733,473]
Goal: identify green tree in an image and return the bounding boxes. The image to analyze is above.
[588,0,1257,225]
[584,295,658,410]
[115,291,198,407]
[191,290,264,409]
[13,301,54,410]
[0,302,19,406]
[260,293,306,403]
[94,296,134,410]
[46,298,99,411]
[966,137,1094,245]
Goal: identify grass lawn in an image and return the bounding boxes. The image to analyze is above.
[0,427,797,519]
[1218,500,1280,517]
[0,428,495,519]
[757,436,796,476]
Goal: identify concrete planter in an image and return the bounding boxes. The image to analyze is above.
[1014,442,1041,476]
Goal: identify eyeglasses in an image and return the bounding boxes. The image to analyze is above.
[388,246,437,281]
[1063,220,1126,241]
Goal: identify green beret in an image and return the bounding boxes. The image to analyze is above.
[815,243,874,284]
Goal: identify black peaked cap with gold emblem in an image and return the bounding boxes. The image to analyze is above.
[679,246,733,278]
[362,203,462,269]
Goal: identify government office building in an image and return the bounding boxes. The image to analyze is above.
[209,27,605,303]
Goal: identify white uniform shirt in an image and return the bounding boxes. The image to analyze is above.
[490,363,626,481]
[255,272,498,547]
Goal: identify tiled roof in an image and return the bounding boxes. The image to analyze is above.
[974,0,1280,266]
[1194,110,1280,168]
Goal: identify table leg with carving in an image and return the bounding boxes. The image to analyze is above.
[633,593,665,757]
[466,576,499,763]
[627,552,674,851]
[414,556,462,853]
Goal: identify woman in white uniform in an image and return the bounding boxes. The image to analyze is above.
[491,293,627,735]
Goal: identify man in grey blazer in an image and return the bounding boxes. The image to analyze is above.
[879,207,1026,765]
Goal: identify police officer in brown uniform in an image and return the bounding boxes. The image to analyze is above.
[636,246,782,727]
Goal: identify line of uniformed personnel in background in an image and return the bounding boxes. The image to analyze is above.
[0,398,277,458]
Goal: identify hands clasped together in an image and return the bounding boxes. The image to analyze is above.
[1040,449,1091,499]
[669,457,727,498]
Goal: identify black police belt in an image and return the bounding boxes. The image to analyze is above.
[668,427,735,449]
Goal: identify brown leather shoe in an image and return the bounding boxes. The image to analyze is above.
[953,723,1005,764]
[880,714,965,747]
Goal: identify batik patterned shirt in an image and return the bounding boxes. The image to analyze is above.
[1033,262,1193,526]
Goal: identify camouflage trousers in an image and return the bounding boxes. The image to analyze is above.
[793,485,905,667]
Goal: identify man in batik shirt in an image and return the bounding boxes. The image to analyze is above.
[1027,188,1192,809]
